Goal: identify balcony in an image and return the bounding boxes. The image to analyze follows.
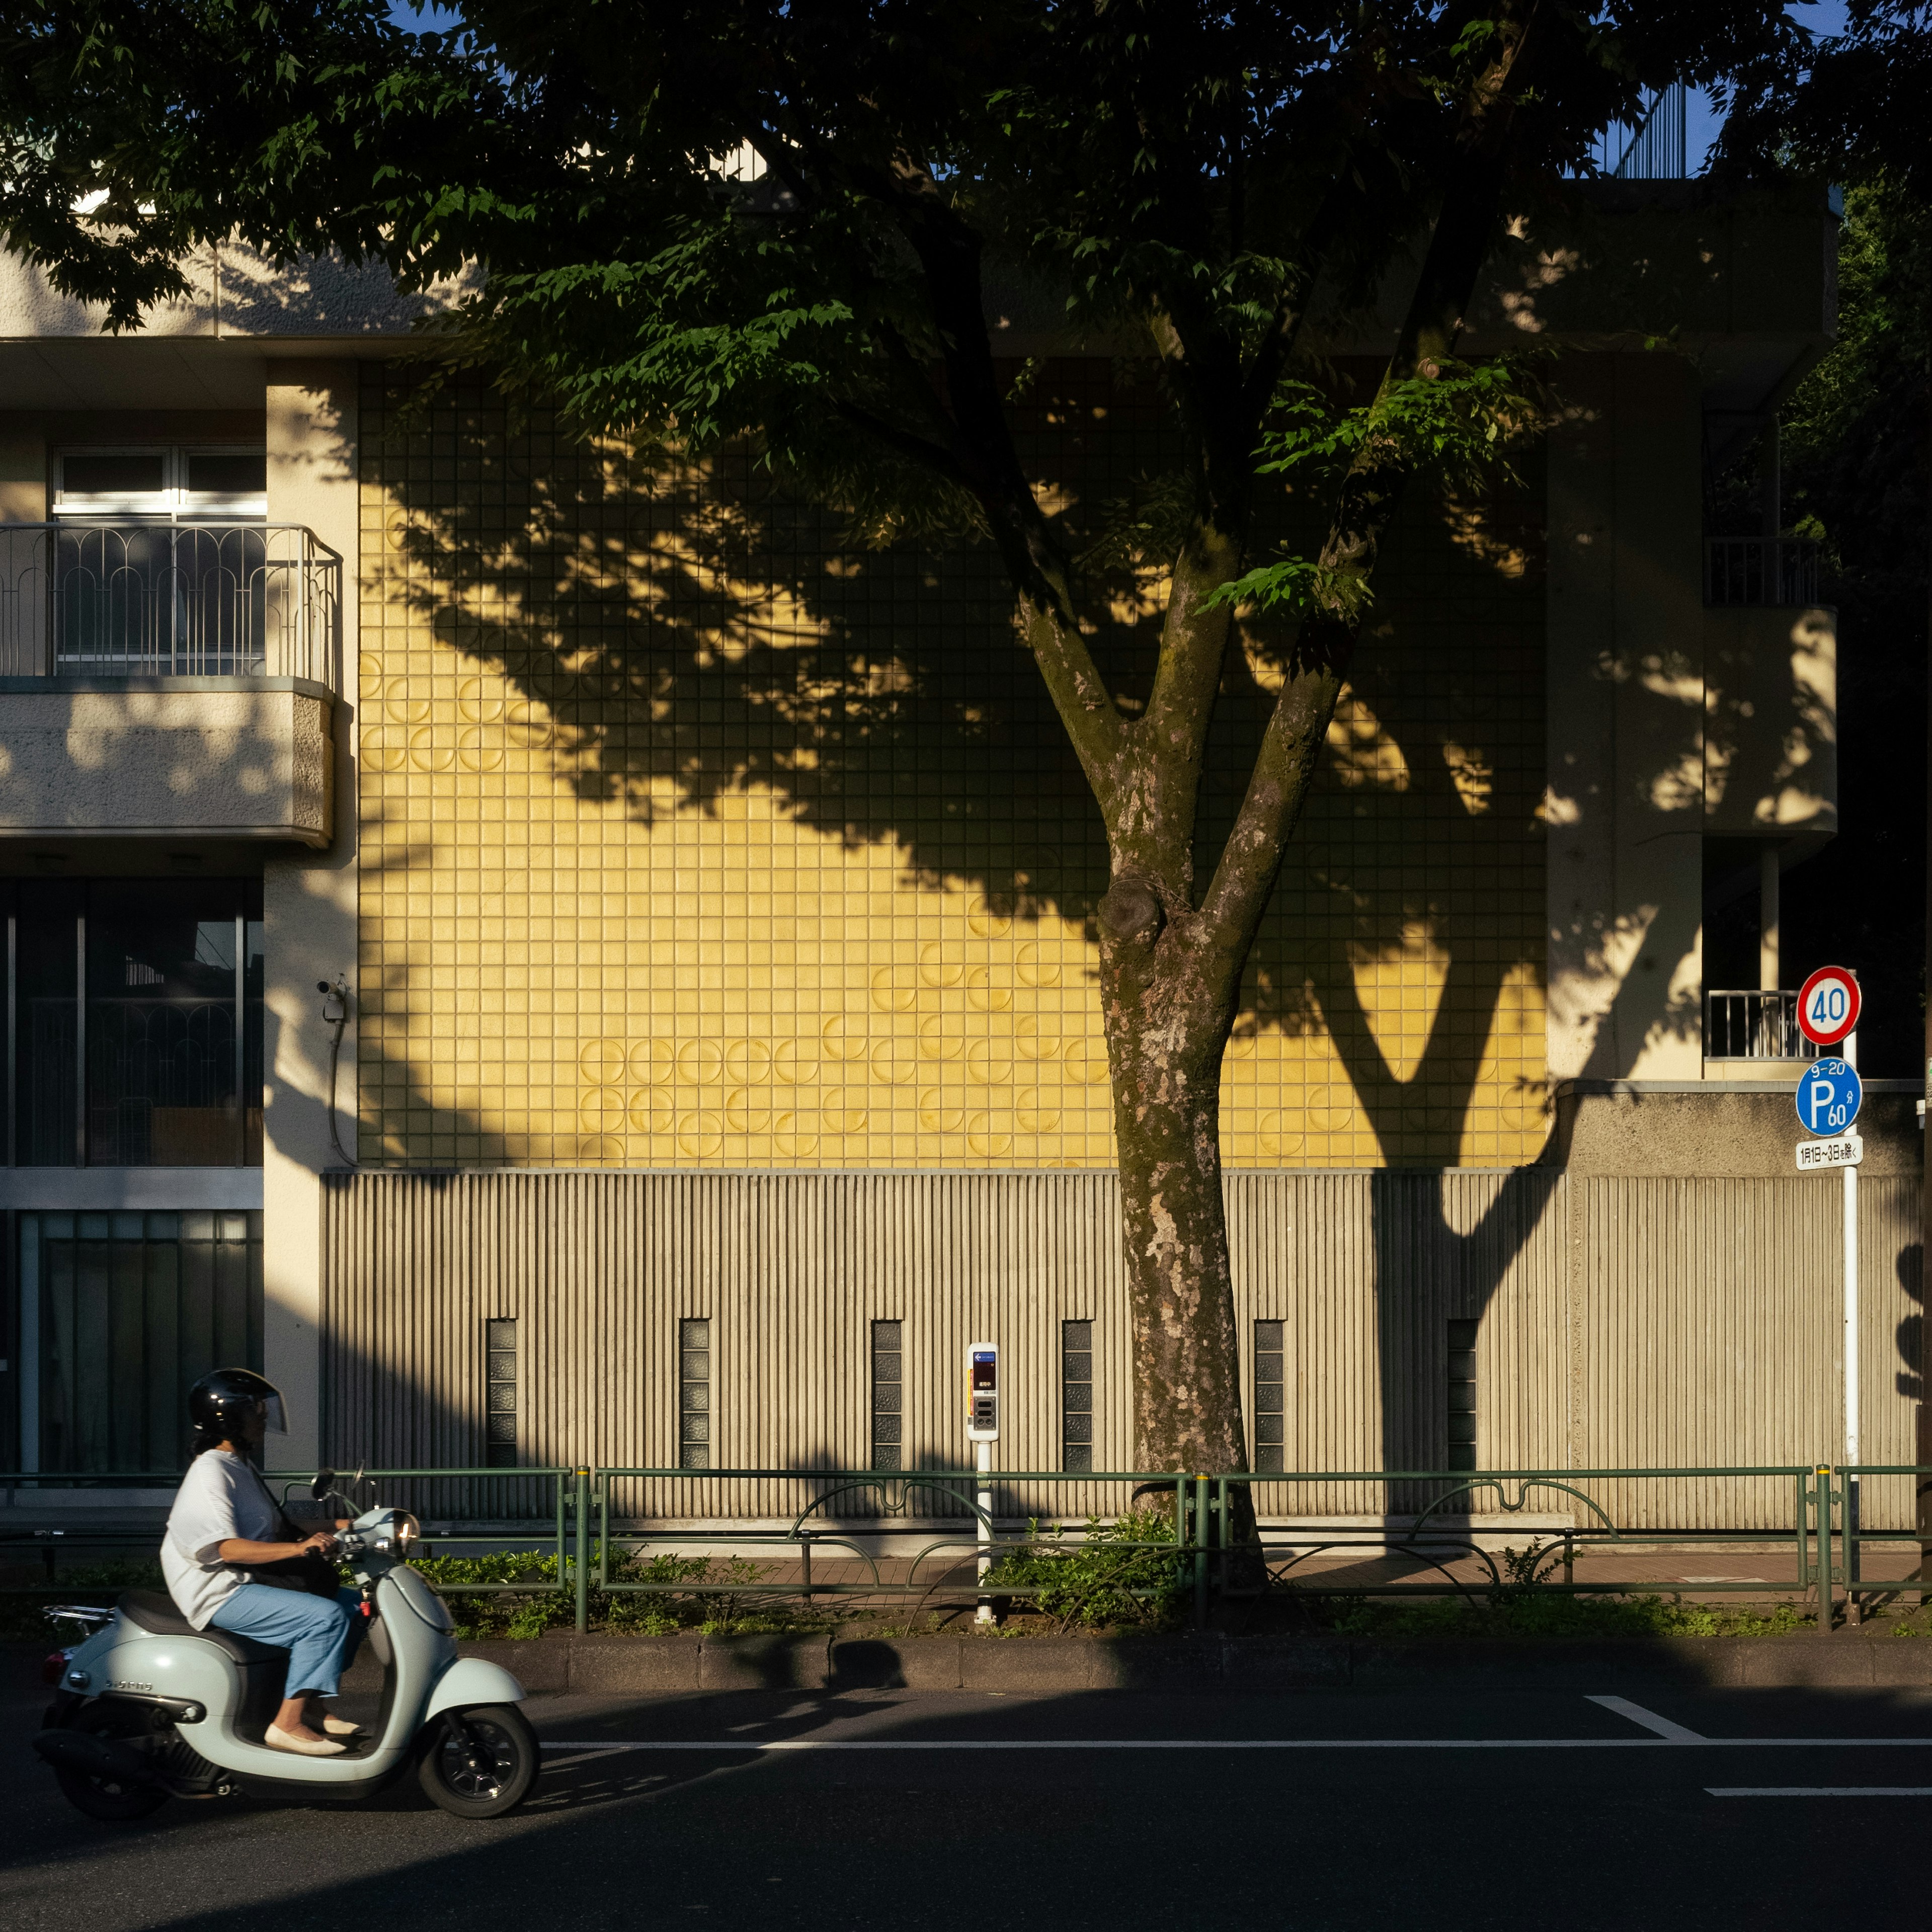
[1704,989,1821,1079]
[1705,538,1819,609]
[0,523,339,847]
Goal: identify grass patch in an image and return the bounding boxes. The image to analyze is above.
[414,1547,834,1639]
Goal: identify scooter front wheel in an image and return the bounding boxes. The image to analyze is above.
[417,1705,538,1818]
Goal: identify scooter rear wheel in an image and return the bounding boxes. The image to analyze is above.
[418,1704,538,1818]
[44,1704,170,1822]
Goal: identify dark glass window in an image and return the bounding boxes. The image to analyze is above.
[1447,1318,1479,1473]
[871,1319,902,1471]
[59,452,168,498]
[8,879,263,1167]
[14,881,83,1166]
[679,1318,711,1470]
[1062,1319,1093,1473]
[21,1210,263,1474]
[186,452,268,498]
[1254,1320,1285,1475]
[485,1318,517,1469]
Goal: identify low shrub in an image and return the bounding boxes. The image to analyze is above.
[982,1510,1189,1633]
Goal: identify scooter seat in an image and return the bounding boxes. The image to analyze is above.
[117,1589,287,1666]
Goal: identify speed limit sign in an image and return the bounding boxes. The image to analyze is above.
[1796,965,1860,1047]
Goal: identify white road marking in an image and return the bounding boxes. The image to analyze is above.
[1587,1695,1705,1741]
[539,1746,641,1770]
[1708,1787,1932,1797]
[537,1736,1932,1752]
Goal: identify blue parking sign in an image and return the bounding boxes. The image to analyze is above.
[1796,1058,1862,1136]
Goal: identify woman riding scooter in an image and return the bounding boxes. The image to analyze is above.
[162,1368,363,1757]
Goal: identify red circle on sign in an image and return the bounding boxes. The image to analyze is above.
[1796,965,1861,1046]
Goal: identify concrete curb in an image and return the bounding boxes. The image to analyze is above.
[440,1631,1932,1694]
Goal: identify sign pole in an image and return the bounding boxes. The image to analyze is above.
[1793,968,1865,1631]
[1844,1027,1860,1618]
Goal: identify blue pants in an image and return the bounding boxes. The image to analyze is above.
[210,1584,364,1700]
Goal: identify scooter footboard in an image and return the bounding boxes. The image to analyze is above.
[422,1657,526,1723]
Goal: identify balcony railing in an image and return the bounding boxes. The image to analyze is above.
[0,522,340,688]
[1705,538,1820,609]
[1704,989,1820,1062]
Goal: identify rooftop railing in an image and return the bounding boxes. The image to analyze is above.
[1704,989,1819,1061]
[1705,537,1820,608]
[0,522,341,689]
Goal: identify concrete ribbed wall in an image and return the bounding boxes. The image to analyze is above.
[319,1169,1922,1528]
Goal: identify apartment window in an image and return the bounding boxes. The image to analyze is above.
[870,1320,902,1471]
[485,1319,517,1469]
[5,879,263,1168]
[1062,1320,1093,1472]
[53,445,268,519]
[679,1318,711,1470]
[1254,1321,1285,1474]
[1446,1319,1478,1472]
[17,1210,263,1474]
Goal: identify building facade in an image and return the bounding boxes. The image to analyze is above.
[1,184,1916,1524]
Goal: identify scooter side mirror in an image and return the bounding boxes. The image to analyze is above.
[311,1468,337,1502]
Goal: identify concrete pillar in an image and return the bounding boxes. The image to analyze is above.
[261,360,359,1472]
[0,420,47,522]
[1758,845,1781,992]
[1545,352,1708,1080]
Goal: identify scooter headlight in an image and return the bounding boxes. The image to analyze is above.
[364,1511,421,1557]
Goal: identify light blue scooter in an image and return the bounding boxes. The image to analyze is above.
[34,1471,536,1820]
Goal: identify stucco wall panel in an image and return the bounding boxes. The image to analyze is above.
[0,680,333,842]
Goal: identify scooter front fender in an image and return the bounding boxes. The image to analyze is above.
[422,1656,526,1723]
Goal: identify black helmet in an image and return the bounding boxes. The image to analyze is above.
[188,1367,287,1450]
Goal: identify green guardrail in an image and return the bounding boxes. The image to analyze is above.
[3,1463,1926,1634]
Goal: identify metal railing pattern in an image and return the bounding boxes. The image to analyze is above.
[1705,537,1820,608]
[0,522,341,686]
[5,1463,1926,1634]
[1703,989,1820,1061]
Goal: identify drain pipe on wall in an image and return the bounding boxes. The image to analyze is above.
[317,977,355,1168]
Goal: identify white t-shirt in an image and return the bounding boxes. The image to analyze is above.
[162,1450,285,1629]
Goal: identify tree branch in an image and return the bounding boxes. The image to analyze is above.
[1197,7,1547,947]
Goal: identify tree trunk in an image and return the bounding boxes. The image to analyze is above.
[1095,860,1251,1477]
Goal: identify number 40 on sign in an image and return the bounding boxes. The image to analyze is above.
[1797,965,1860,1048]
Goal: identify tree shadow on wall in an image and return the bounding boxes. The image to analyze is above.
[359,362,1562,1462]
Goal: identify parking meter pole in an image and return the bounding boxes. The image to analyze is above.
[975,1438,993,1624]
[964,1341,1000,1625]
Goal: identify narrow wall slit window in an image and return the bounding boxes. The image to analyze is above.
[1446,1319,1478,1472]
[679,1318,711,1470]
[1254,1321,1285,1474]
[870,1320,902,1471]
[485,1319,517,1469]
[1062,1320,1093,1473]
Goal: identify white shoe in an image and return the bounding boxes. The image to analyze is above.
[266,1724,348,1757]
[321,1715,362,1738]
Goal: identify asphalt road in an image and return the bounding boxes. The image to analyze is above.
[5,1663,1930,1930]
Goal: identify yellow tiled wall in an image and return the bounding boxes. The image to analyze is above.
[356,365,1547,1170]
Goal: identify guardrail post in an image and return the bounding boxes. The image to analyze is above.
[574,1468,590,1635]
[1191,1476,1209,1629]
[1814,1467,1834,1638]
[799,1530,814,1604]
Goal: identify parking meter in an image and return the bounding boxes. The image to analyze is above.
[965,1342,1000,1442]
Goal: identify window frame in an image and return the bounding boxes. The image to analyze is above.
[52,445,269,522]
